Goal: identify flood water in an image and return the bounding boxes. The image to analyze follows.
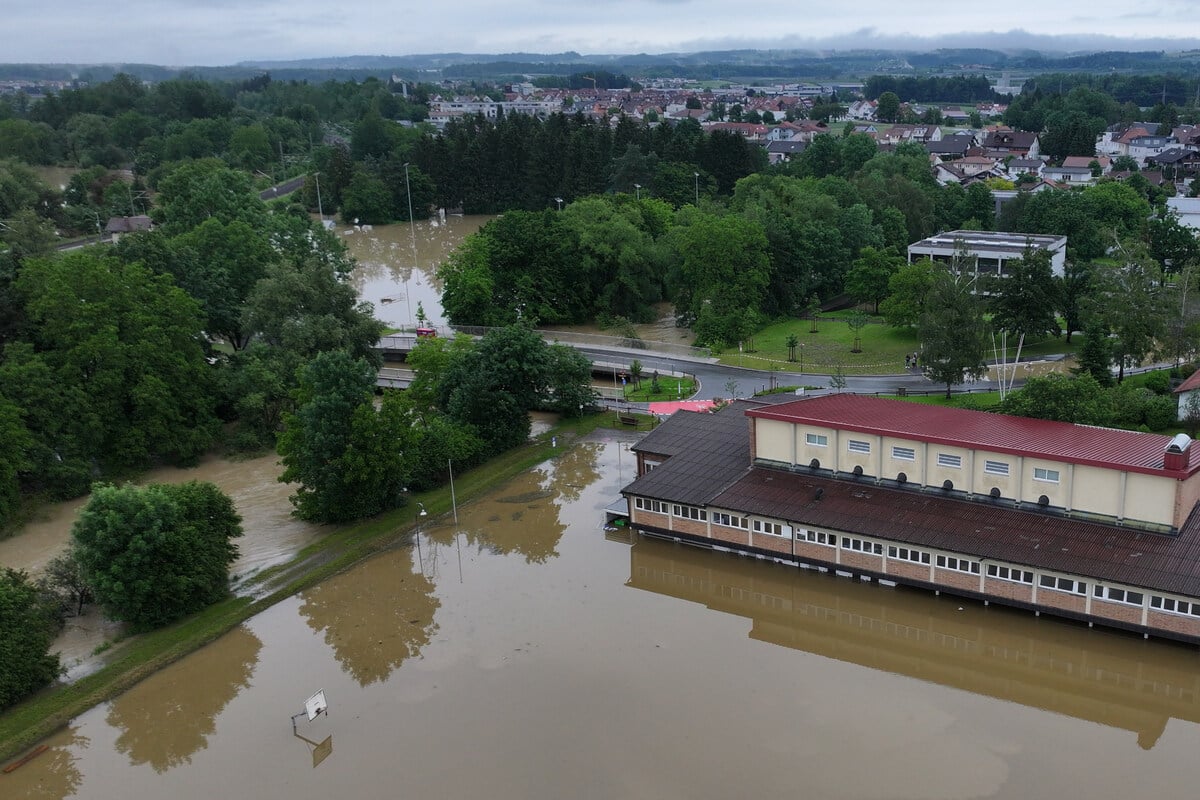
[0,452,322,678]
[340,214,495,331]
[7,434,1200,799]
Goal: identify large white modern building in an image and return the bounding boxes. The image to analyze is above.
[907,230,1068,278]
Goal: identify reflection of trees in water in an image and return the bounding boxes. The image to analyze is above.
[298,550,439,686]
[544,442,601,503]
[107,626,262,773]
[435,444,599,564]
[9,727,88,799]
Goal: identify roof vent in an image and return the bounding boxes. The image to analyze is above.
[1038,494,1050,507]
[897,472,907,484]
[814,488,824,501]
[989,487,1001,499]
[810,458,820,470]
[1165,434,1192,470]
[852,465,864,477]
[943,479,954,491]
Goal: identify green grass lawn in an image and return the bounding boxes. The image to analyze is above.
[624,376,697,402]
[716,313,1083,376]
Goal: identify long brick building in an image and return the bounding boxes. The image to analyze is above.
[621,395,1200,643]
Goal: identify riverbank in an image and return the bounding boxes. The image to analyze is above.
[0,412,618,763]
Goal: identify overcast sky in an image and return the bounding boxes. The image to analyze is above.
[3,1,1199,66]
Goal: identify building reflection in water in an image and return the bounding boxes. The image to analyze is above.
[106,625,262,772]
[624,536,1200,751]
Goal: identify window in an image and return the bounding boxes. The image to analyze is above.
[1033,467,1060,483]
[987,564,1034,584]
[635,497,666,513]
[984,460,1009,476]
[840,536,883,555]
[713,512,747,529]
[891,446,915,461]
[1094,586,1145,606]
[936,555,980,574]
[1151,596,1200,616]
[1040,575,1086,595]
[887,545,931,564]
[806,433,828,447]
[672,504,706,522]
[848,439,871,454]
[937,453,962,469]
[800,530,834,546]
[753,520,784,537]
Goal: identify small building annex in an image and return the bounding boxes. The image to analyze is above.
[621,395,1200,643]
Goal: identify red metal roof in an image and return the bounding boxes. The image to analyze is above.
[1174,371,1200,394]
[746,394,1198,478]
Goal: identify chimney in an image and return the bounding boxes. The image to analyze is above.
[1165,433,1192,471]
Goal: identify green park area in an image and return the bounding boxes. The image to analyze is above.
[718,310,1082,376]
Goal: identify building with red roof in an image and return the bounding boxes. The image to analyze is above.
[621,394,1200,643]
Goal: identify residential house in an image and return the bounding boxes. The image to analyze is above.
[766,139,808,165]
[104,215,152,243]
[1043,164,1095,185]
[1167,197,1200,233]
[983,129,1040,159]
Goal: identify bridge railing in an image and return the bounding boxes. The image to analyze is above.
[449,326,712,360]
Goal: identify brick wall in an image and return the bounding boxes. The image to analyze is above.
[886,561,932,583]
[752,533,792,555]
[711,527,750,548]
[794,541,836,564]
[1091,599,1145,626]
[840,551,884,572]
[933,570,980,593]
[982,579,1034,603]
[1038,589,1087,615]
[1147,611,1200,638]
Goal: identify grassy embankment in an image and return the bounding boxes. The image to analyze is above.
[0,409,632,763]
[717,312,1082,375]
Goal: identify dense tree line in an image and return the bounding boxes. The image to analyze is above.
[863,75,1001,103]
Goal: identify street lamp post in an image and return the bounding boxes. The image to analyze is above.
[694,172,700,205]
[403,163,417,330]
[799,343,804,379]
[554,196,564,211]
[633,183,641,200]
[415,501,428,570]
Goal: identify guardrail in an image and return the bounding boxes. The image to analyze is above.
[450,325,712,360]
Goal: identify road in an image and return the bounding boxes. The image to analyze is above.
[258,176,306,201]
[574,345,944,402]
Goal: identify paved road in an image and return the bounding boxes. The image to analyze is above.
[574,345,942,402]
[258,176,306,201]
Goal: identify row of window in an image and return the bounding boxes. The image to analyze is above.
[1151,596,1200,617]
[636,497,1170,612]
[753,520,784,537]
[888,546,931,565]
[801,433,1061,484]
[937,555,981,574]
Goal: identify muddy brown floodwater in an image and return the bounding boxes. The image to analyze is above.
[6,434,1200,799]
[341,214,495,331]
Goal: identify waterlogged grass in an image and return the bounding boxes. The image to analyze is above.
[716,314,1083,376]
[0,411,617,764]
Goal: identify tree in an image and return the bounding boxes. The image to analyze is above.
[919,271,989,397]
[72,481,243,630]
[986,247,1061,371]
[845,247,902,313]
[37,548,94,617]
[629,359,643,388]
[806,295,822,332]
[1087,243,1169,382]
[786,333,799,362]
[277,350,413,522]
[666,212,770,349]
[879,258,935,329]
[1000,373,1113,426]
[846,309,870,352]
[1072,323,1115,387]
[0,568,62,710]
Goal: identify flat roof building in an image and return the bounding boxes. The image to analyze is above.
[908,229,1067,278]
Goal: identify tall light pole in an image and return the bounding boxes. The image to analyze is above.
[554,196,564,211]
[313,172,325,225]
[693,172,700,205]
[415,501,428,572]
[633,183,641,200]
[403,163,417,331]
